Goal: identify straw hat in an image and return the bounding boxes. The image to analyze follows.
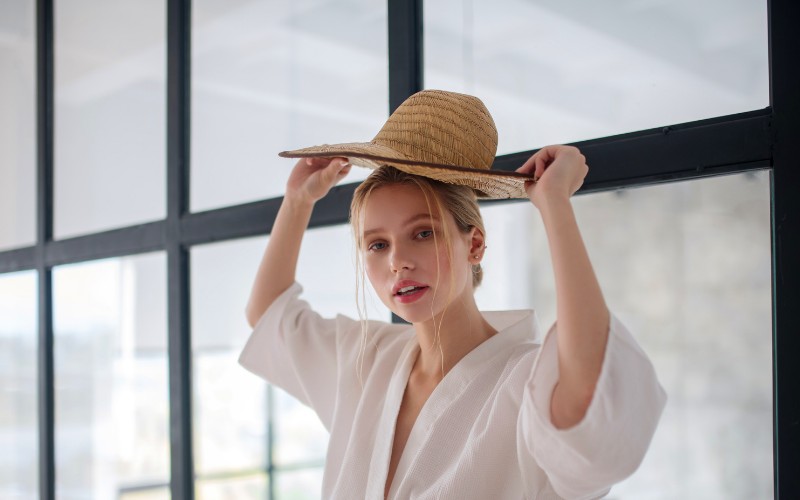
[278,89,534,199]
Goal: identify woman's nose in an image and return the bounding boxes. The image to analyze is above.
[390,245,414,273]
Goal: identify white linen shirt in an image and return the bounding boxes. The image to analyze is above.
[239,283,666,499]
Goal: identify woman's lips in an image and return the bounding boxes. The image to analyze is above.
[393,285,429,304]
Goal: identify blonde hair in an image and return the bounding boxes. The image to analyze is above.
[349,166,487,380]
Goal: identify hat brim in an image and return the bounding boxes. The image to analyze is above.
[279,142,534,199]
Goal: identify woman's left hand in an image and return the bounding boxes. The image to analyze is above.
[516,145,588,209]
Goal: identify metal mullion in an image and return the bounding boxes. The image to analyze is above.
[42,221,166,266]
[388,0,423,113]
[768,0,800,497]
[491,109,773,195]
[166,243,192,497]
[36,268,53,500]
[35,0,55,498]
[180,199,281,246]
[167,0,193,499]
[0,246,36,274]
[180,182,358,247]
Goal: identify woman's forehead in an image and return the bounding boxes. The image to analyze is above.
[361,184,445,230]
[369,183,429,205]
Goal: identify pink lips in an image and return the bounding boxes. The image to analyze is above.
[392,280,429,304]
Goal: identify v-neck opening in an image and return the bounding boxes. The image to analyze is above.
[367,336,418,499]
[375,310,536,499]
[386,313,535,498]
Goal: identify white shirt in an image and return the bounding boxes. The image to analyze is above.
[239,283,666,499]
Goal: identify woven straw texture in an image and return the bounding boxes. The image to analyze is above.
[279,90,533,199]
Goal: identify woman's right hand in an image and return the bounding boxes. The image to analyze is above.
[285,157,352,205]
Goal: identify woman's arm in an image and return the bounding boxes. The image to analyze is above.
[517,145,610,429]
[245,157,351,328]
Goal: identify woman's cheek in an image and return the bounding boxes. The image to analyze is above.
[364,255,383,285]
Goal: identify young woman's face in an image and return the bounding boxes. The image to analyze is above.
[361,184,475,324]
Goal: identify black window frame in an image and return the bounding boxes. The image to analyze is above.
[0,0,795,498]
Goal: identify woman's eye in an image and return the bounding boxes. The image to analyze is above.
[368,241,387,251]
[416,230,433,240]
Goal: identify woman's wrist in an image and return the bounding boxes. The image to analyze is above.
[534,191,573,219]
[283,190,316,212]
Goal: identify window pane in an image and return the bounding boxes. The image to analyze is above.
[53,254,170,498]
[425,0,768,154]
[195,474,267,500]
[0,271,38,500]
[192,238,270,477]
[478,171,772,498]
[119,486,170,500]
[0,1,36,250]
[190,0,388,211]
[272,386,327,466]
[54,0,166,239]
[274,468,323,500]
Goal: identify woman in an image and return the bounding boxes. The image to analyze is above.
[240,90,665,499]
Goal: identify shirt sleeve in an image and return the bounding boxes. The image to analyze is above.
[238,282,364,430]
[517,313,667,500]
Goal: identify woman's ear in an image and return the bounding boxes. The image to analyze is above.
[468,227,486,261]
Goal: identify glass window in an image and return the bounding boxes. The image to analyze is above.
[53,254,170,498]
[274,468,324,500]
[425,0,769,154]
[190,0,388,211]
[272,386,327,467]
[477,171,773,498]
[119,487,170,500]
[0,270,38,500]
[54,0,166,239]
[0,1,36,250]
[195,476,267,500]
[191,237,270,487]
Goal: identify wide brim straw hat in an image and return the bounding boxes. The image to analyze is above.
[278,89,534,199]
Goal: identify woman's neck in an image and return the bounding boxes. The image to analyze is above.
[411,296,497,379]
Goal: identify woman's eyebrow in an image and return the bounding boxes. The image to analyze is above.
[362,213,440,238]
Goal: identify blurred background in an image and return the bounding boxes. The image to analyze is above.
[0,0,772,498]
